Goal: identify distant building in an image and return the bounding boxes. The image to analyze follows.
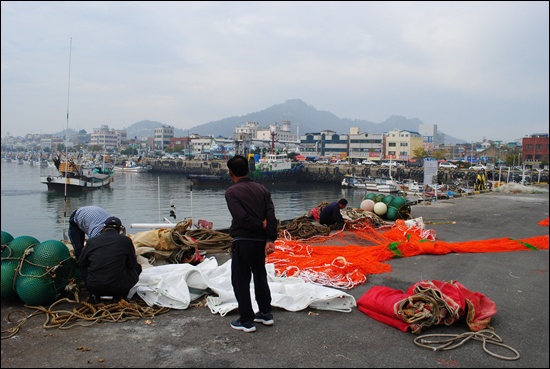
[300,130,339,158]
[153,126,174,151]
[348,128,384,162]
[384,129,423,162]
[90,125,119,150]
[256,120,297,143]
[235,121,259,139]
[419,123,443,150]
[522,133,549,166]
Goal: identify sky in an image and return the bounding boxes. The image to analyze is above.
[1,1,548,143]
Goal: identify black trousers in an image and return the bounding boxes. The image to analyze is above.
[231,240,272,324]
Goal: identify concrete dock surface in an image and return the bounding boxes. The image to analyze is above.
[2,190,549,368]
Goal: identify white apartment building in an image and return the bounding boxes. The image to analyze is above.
[90,125,121,150]
[256,120,297,143]
[384,129,423,161]
[154,126,174,151]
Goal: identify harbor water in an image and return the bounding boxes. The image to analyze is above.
[1,161,369,242]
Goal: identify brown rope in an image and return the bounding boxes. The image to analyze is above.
[413,329,520,361]
[20,297,171,330]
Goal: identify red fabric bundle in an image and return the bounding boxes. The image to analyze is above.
[357,280,497,334]
[357,286,410,332]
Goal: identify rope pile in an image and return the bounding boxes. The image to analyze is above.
[1,297,171,337]
[277,216,331,239]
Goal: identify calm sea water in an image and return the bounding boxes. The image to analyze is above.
[1,161,368,241]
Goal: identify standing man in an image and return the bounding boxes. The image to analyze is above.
[225,155,277,333]
[68,206,112,259]
[78,216,142,303]
[319,198,348,227]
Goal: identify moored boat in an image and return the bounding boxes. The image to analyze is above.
[341,174,400,193]
[40,158,115,192]
[188,154,304,186]
[114,160,152,173]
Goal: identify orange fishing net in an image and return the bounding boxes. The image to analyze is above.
[268,218,549,289]
[538,218,549,226]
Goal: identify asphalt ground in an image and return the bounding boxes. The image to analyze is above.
[2,190,549,368]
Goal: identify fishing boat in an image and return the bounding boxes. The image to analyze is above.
[188,129,303,186]
[114,160,152,173]
[250,152,304,185]
[341,174,400,193]
[187,155,304,186]
[40,158,115,192]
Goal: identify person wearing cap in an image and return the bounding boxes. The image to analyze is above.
[319,198,348,227]
[68,206,112,259]
[78,216,142,303]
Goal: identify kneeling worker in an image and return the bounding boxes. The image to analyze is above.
[78,216,142,303]
[319,198,348,227]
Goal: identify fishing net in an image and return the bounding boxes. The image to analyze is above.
[268,218,549,290]
[1,235,40,299]
[16,240,79,306]
[1,236,79,305]
[1,231,14,256]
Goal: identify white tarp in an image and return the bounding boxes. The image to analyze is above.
[128,257,356,315]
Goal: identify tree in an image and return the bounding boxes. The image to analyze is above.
[412,147,429,160]
[432,151,446,160]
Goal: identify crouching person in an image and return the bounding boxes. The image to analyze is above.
[78,216,142,303]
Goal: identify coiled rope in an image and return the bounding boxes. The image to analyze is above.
[2,297,171,335]
[413,329,520,360]
[185,229,234,253]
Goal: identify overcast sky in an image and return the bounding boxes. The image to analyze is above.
[1,1,548,143]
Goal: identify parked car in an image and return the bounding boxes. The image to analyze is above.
[439,162,458,169]
[469,164,487,171]
[381,161,404,168]
[361,160,378,166]
[333,160,350,165]
[316,159,329,164]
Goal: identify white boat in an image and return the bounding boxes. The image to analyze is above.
[255,152,292,171]
[40,158,115,192]
[400,179,422,192]
[341,174,400,193]
[114,160,152,173]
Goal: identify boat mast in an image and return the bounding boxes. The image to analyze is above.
[62,37,73,240]
[270,125,276,154]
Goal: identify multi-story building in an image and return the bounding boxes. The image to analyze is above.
[299,130,342,158]
[153,126,174,151]
[348,127,384,162]
[256,120,297,143]
[522,133,549,166]
[235,121,259,140]
[90,125,120,150]
[383,129,424,162]
[418,123,443,151]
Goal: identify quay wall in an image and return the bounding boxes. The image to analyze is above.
[142,159,501,185]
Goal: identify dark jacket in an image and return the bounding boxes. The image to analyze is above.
[78,228,142,296]
[319,201,345,226]
[224,177,277,242]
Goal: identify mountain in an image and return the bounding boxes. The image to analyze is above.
[57,99,466,144]
[151,99,466,144]
[182,99,425,138]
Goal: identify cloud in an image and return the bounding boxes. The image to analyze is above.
[1,1,548,142]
